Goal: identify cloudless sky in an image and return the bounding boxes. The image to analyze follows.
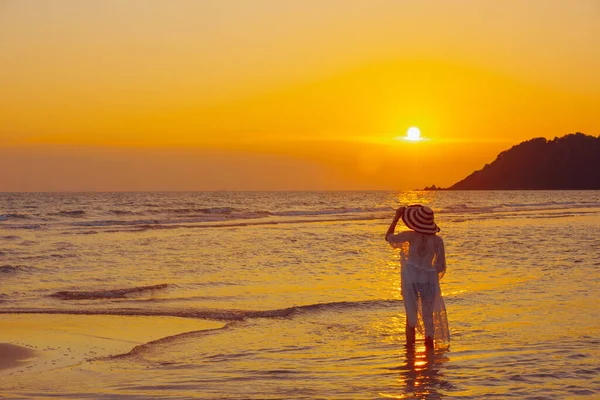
[1,0,599,190]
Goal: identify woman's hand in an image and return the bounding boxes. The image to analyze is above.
[386,206,405,239]
[395,207,406,220]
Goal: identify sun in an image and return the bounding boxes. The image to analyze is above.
[395,127,424,142]
[406,127,422,141]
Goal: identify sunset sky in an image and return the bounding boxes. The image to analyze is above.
[1,0,599,191]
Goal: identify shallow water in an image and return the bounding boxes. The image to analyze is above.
[1,191,599,398]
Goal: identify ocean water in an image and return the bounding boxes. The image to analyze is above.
[1,191,599,399]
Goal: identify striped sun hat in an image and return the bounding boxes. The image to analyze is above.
[401,205,440,234]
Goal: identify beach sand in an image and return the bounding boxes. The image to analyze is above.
[0,343,37,371]
[0,314,224,376]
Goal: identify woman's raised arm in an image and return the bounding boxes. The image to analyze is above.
[385,207,405,240]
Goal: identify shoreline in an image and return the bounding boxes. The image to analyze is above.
[0,313,224,376]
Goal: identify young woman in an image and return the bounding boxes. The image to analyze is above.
[385,205,449,349]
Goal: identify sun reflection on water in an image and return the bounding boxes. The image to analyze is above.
[394,191,439,208]
[381,345,451,399]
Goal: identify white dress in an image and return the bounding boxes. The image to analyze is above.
[386,230,450,345]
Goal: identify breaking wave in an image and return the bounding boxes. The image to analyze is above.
[108,209,136,215]
[103,323,234,360]
[0,213,31,221]
[52,210,86,217]
[1,235,22,240]
[0,264,31,274]
[0,224,42,230]
[270,206,393,217]
[438,201,600,214]
[84,299,403,360]
[50,284,170,300]
[71,219,162,227]
[3,196,599,234]
[0,298,407,363]
[150,207,238,215]
[1,299,402,321]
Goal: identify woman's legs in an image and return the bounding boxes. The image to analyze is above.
[405,317,416,346]
[413,283,436,349]
[421,293,435,349]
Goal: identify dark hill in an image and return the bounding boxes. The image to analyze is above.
[449,133,600,190]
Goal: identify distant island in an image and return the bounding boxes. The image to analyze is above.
[424,133,600,190]
[421,185,445,191]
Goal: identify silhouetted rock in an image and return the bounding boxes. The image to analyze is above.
[422,185,444,191]
[449,133,600,190]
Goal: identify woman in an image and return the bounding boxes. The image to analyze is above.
[385,205,449,349]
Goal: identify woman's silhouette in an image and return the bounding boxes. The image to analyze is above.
[385,205,449,349]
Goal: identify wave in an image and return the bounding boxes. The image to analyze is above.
[107,207,240,216]
[0,264,30,274]
[108,209,136,215]
[245,299,403,319]
[65,207,392,231]
[91,202,600,226]
[52,210,86,217]
[1,235,21,240]
[71,219,161,227]
[0,299,404,362]
[0,208,393,224]
[1,299,402,321]
[270,206,393,217]
[0,213,31,221]
[6,199,599,234]
[0,224,42,230]
[50,284,170,300]
[438,201,600,215]
[122,215,388,233]
[438,204,497,214]
[91,299,404,360]
[103,323,233,361]
[500,201,578,208]
[148,207,238,215]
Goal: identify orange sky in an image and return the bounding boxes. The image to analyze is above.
[1,0,599,191]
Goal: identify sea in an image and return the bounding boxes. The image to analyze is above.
[1,191,599,399]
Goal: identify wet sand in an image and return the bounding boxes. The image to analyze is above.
[0,314,224,375]
[0,343,37,370]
